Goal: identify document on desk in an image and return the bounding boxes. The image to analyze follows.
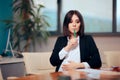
[77,69,103,79]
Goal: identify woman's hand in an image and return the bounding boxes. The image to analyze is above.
[64,38,78,52]
[62,61,85,71]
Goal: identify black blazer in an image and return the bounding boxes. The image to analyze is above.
[50,35,102,72]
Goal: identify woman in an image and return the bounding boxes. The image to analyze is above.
[50,10,102,72]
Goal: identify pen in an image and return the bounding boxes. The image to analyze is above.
[74,30,76,38]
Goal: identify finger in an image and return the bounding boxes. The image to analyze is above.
[62,66,68,71]
[62,64,68,67]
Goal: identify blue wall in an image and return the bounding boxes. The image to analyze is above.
[0,0,12,55]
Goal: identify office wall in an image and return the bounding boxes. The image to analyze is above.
[94,36,120,51]
[35,36,120,52]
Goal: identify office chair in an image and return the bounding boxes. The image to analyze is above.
[22,52,55,75]
[104,51,120,67]
[0,68,3,80]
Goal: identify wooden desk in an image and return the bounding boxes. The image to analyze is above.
[0,57,25,80]
[8,69,120,80]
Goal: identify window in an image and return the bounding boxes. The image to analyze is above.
[117,0,120,32]
[34,0,120,35]
[34,0,57,33]
[62,0,112,33]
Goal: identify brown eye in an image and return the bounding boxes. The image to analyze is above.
[76,20,80,23]
[77,21,80,23]
[75,19,80,23]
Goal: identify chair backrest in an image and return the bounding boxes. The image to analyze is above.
[22,52,55,74]
[104,51,120,67]
[0,68,3,80]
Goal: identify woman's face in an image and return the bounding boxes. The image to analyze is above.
[68,14,81,36]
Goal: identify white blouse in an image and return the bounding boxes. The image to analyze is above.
[58,36,90,71]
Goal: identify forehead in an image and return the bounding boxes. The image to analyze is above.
[71,14,79,20]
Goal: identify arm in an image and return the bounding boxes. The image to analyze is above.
[50,36,67,67]
[87,35,102,68]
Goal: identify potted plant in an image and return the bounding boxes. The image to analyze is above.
[4,0,50,52]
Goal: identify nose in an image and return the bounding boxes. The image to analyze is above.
[73,24,76,27]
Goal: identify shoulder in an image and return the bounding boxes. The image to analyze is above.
[82,35,96,45]
[81,34,93,39]
[57,36,67,40]
[80,35,95,43]
[55,36,68,46]
[55,36,68,43]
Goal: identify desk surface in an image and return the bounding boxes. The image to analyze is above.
[0,57,23,64]
[8,69,120,80]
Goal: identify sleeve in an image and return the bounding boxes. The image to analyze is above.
[50,37,67,67]
[87,35,102,69]
[82,62,90,68]
[59,48,69,60]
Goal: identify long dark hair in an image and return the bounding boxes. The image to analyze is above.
[63,10,84,37]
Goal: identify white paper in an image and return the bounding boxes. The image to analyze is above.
[77,69,103,79]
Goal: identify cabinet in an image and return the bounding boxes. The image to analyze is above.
[0,57,25,80]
